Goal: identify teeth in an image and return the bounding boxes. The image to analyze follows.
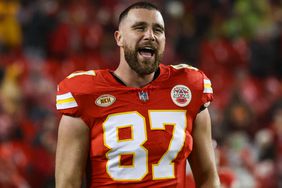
[140,47,155,53]
[139,47,154,57]
[144,47,153,50]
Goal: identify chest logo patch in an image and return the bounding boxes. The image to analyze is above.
[95,94,116,107]
[171,85,192,107]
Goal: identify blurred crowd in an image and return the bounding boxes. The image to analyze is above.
[0,0,281,187]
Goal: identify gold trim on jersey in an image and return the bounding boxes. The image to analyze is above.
[56,92,78,110]
[67,70,96,79]
[56,97,76,104]
[171,64,199,71]
[203,79,213,94]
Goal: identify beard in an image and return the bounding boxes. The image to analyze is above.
[123,43,163,75]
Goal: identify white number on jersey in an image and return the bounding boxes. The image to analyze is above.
[103,110,187,181]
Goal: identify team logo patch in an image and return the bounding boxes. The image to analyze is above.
[95,94,116,107]
[171,85,192,107]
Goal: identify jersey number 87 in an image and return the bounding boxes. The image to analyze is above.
[103,110,187,181]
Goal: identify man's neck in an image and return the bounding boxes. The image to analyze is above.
[113,64,156,88]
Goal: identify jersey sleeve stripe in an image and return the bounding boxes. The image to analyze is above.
[203,87,213,94]
[203,79,211,85]
[56,92,78,110]
[204,83,211,88]
[56,97,76,104]
[56,92,74,100]
[56,101,78,110]
[203,79,213,94]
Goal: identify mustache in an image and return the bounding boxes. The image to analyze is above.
[136,42,158,51]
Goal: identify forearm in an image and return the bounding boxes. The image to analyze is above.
[56,175,83,188]
[55,149,85,188]
[193,169,220,188]
[192,148,220,188]
[55,147,85,188]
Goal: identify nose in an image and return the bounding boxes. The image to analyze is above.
[144,28,155,41]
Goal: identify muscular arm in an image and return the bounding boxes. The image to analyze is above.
[55,115,90,188]
[188,108,220,188]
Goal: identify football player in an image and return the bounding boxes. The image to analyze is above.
[55,1,220,188]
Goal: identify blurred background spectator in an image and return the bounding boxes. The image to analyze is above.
[0,0,281,187]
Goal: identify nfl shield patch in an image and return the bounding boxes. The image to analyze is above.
[138,91,149,102]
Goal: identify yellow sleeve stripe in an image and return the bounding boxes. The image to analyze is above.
[56,92,78,110]
[204,83,212,88]
[56,97,76,105]
[203,79,213,94]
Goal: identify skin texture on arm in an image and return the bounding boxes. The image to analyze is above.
[55,115,90,188]
[188,108,220,188]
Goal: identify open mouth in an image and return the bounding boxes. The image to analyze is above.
[138,47,156,58]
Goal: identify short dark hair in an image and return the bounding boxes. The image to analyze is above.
[118,1,160,26]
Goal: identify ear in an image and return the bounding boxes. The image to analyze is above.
[114,30,123,47]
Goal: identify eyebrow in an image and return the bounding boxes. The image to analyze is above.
[131,21,147,28]
[131,21,165,31]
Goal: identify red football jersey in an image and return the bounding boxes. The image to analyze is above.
[56,64,213,188]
